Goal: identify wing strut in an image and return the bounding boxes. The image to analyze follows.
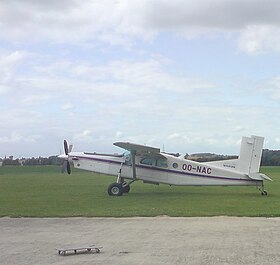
[131,150,136,180]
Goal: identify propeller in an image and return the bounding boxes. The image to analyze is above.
[64,140,69,155]
[61,160,71,174]
[59,140,73,175]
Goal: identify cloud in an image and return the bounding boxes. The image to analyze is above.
[238,25,280,54]
[0,50,27,92]
[0,0,153,45]
[1,1,280,157]
[0,85,9,95]
[143,0,280,30]
[1,49,270,153]
[258,76,280,100]
[0,131,43,145]
[1,1,280,54]
[7,55,214,111]
[0,50,27,66]
[115,131,124,139]
[61,103,75,111]
[0,132,23,144]
[73,130,93,143]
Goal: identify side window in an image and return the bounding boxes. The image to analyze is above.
[156,159,168,168]
[140,157,154,166]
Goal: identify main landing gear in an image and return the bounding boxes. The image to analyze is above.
[107,163,135,196]
[107,182,131,196]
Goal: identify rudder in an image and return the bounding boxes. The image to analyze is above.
[238,135,264,173]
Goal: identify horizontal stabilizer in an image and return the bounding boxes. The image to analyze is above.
[247,173,272,181]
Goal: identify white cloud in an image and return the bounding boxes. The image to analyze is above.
[0,50,27,90]
[0,85,9,95]
[0,50,276,156]
[238,25,280,54]
[1,1,280,54]
[0,0,154,45]
[0,132,23,144]
[258,76,280,100]
[62,103,75,111]
[8,56,214,111]
[0,50,27,67]
[275,138,280,143]
[73,130,93,143]
[0,131,42,144]
[115,131,124,139]
[1,1,280,157]
[167,133,182,141]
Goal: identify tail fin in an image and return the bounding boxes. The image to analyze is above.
[238,135,264,173]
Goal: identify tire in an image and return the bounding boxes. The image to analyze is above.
[95,248,100,253]
[107,183,123,196]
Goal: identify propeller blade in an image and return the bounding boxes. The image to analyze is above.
[61,140,71,174]
[59,140,73,175]
[64,140,69,155]
[66,161,71,174]
[61,160,67,173]
[60,159,71,174]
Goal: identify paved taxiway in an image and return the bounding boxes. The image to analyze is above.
[0,217,279,265]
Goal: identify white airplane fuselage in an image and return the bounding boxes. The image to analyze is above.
[59,136,271,196]
[67,151,262,187]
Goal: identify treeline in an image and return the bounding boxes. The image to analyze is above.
[186,149,280,166]
[1,156,61,166]
[188,154,238,163]
[261,149,280,166]
[1,149,280,166]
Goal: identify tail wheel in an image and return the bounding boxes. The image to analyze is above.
[107,183,123,196]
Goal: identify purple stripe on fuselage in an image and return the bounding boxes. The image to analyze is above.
[72,155,257,183]
[73,155,121,165]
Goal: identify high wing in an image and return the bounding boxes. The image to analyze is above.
[114,142,159,153]
[114,142,165,158]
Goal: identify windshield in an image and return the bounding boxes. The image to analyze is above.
[123,151,132,166]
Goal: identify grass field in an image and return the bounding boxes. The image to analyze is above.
[0,166,279,217]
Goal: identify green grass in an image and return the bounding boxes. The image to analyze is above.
[0,166,279,217]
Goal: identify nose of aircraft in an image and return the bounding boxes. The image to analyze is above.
[58,154,68,159]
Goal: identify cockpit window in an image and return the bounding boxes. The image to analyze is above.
[123,151,132,166]
[140,157,154,166]
[156,159,168,168]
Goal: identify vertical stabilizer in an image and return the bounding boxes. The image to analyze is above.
[238,135,264,173]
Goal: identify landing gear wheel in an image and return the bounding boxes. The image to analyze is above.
[107,183,123,196]
[122,184,130,193]
[95,248,100,253]
[261,190,268,196]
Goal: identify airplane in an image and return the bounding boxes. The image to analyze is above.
[58,135,272,196]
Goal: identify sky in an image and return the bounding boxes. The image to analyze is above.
[1,0,280,158]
